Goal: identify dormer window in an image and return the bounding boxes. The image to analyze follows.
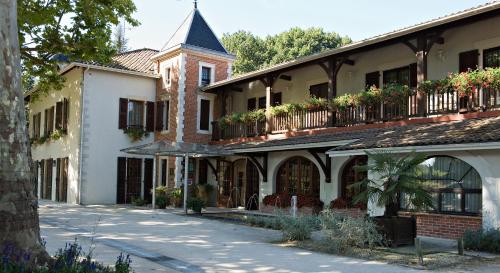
[199,62,215,86]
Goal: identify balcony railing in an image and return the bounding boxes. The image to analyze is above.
[212,88,500,141]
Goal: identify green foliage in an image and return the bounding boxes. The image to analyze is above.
[122,127,148,141]
[463,228,500,253]
[18,0,139,98]
[218,109,265,127]
[50,128,67,140]
[319,210,383,253]
[350,150,433,217]
[168,188,183,207]
[222,27,351,75]
[155,195,167,209]
[0,239,133,272]
[245,215,283,230]
[113,24,129,53]
[131,197,145,206]
[276,213,316,241]
[186,197,205,213]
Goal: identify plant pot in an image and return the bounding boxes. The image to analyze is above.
[374,216,416,247]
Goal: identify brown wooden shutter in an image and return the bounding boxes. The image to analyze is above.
[56,158,62,201]
[45,159,53,200]
[146,101,155,132]
[49,106,55,134]
[119,98,128,129]
[55,101,63,130]
[161,159,167,186]
[63,98,69,131]
[272,92,282,106]
[199,99,210,131]
[116,157,127,204]
[35,113,41,138]
[247,98,256,111]
[409,63,417,88]
[44,109,48,136]
[365,71,380,88]
[39,159,45,198]
[126,158,142,203]
[155,101,164,131]
[459,50,479,72]
[143,158,154,203]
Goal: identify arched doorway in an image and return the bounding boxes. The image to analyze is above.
[245,161,259,210]
[276,156,320,197]
[340,155,368,207]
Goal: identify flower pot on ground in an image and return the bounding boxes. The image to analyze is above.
[350,150,433,246]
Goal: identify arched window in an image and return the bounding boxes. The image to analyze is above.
[341,156,368,203]
[400,156,482,215]
[276,157,320,197]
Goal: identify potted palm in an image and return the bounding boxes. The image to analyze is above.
[351,150,433,246]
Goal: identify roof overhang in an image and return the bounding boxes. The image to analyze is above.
[327,141,500,157]
[151,43,236,62]
[202,2,500,91]
[229,139,357,154]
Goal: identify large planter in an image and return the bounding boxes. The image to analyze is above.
[374,216,416,247]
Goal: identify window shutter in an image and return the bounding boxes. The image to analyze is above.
[365,71,380,88]
[119,98,128,129]
[116,157,127,204]
[49,106,55,134]
[36,113,41,138]
[63,98,69,130]
[55,101,63,130]
[199,99,210,131]
[164,101,169,131]
[40,159,45,198]
[247,98,256,111]
[44,109,48,136]
[146,101,155,132]
[155,101,164,131]
[409,63,417,88]
[459,50,479,72]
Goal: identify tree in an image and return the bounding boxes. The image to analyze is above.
[18,0,139,98]
[0,0,49,264]
[221,31,266,75]
[222,27,351,75]
[113,23,129,53]
[351,150,434,217]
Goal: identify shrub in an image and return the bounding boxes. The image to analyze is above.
[186,197,205,213]
[245,215,282,230]
[463,228,500,253]
[155,195,167,209]
[131,197,146,206]
[122,127,148,141]
[0,240,133,272]
[168,188,183,207]
[277,213,316,241]
[319,210,383,253]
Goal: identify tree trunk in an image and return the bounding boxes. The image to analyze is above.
[0,0,49,265]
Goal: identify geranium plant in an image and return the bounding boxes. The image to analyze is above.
[123,127,149,141]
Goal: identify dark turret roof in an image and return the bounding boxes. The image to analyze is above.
[161,8,228,54]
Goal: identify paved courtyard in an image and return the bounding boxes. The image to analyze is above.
[39,201,498,273]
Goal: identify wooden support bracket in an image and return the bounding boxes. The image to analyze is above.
[308,149,331,183]
[247,153,268,182]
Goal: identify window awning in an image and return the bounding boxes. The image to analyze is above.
[121,140,234,157]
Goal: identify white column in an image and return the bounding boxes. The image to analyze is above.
[152,155,157,210]
[184,154,189,214]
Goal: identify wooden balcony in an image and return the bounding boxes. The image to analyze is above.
[211,88,500,141]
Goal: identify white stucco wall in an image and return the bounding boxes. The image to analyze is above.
[30,68,83,204]
[81,69,156,204]
[230,16,500,113]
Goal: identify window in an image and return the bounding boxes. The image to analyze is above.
[276,157,320,197]
[258,97,266,109]
[44,107,54,136]
[400,156,482,215]
[161,159,167,186]
[32,112,41,138]
[365,71,380,88]
[309,83,328,99]
[201,66,211,85]
[459,50,479,72]
[341,156,368,205]
[198,159,208,185]
[247,98,257,111]
[272,92,282,106]
[156,100,170,132]
[217,160,232,196]
[55,99,69,131]
[383,64,417,88]
[116,157,143,204]
[483,46,500,68]
[198,98,211,132]
[127,100,144,128]
[165,67,172,86]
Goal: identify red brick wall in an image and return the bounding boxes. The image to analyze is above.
[182,51,229,144]
[399,212,482,239]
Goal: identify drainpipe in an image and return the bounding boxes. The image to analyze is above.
[77,66,89,204]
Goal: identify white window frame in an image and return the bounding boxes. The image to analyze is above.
[198,61,215,87]
[161,99,170,134]
[196,94,214,134]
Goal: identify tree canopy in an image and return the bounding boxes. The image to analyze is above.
[18,0,138,98]
[222,27,351,75]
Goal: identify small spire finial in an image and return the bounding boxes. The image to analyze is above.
[194,0,198,9]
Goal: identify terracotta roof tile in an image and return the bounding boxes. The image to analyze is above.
[84,48,158,74]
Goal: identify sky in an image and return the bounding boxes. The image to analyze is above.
[126,0,492,50]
